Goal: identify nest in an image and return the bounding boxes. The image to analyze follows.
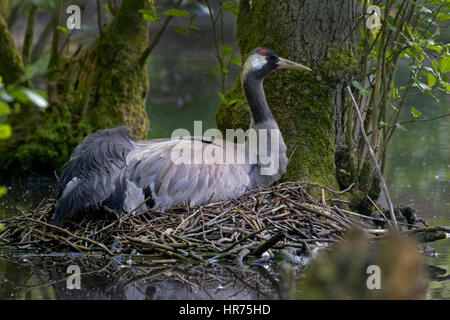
[1,182,448,263]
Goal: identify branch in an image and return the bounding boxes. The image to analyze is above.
[22,4,37,65]
[139,0,183,66]
[96,0,103,35]
[31,17,53,63]
[347,86,398,230]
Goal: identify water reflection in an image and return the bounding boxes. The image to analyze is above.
[0,254,277,300]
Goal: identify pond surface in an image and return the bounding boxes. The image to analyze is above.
[1,14,449,300]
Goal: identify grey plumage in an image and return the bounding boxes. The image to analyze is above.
[53,48,311,225]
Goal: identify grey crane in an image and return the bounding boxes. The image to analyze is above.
[53,48,311,225]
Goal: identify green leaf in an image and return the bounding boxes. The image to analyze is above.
[432,59,439,71]
[379,121,389,128]
[0,124,12,139]
[443,82,450,93]
[223,1,239,16]
[427,45,442,53]
[217,92,225,102]
[104,3,111,14]
[410,107,422,118]
[437,12,450,22]
[0,75,2,83]
[352,81,371,97]
[161,8,189,18]
[0,186,6,197]
[426,73,436,88]
[171,26,189,35]
[189,13,198,24]
[139,9,160,22]
[0,101,11,116]
[405,24,414,39]
[57,26,69,35]
[230,56,242,66]
[0,223,5,232]
[438,56,450,74]
[395,123,407,131]
[222,45,233,56]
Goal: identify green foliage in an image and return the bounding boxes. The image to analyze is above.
[161,8,189,18]
[352,80,371,96]
[350,0,450,198]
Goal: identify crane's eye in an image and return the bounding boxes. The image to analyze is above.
[265,56,269,61]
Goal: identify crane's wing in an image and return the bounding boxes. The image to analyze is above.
[125,137,255,209]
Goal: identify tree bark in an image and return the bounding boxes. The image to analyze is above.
[0,14,25,85]
[217,0,359,189]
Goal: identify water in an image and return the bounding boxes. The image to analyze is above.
[1,12,449,300]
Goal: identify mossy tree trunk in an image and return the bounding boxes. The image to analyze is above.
[217,0,365,194]
[0,0,150,173]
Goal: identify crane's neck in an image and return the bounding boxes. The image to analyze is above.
[242,75,273,125]
[242,73,288,186]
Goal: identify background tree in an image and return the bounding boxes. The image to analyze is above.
[0,0,151,172]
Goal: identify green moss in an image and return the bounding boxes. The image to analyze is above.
[216,77,250,132]
[323,45,358,80]
[0,14,25,84]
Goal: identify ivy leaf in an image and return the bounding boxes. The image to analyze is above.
[410,107,422,118]
[0,124,12,139]
[352,81,371,97]
[161,8,189,18]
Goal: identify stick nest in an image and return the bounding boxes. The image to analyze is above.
[1,182,447,263]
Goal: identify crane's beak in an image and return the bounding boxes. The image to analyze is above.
[277,57,311,72]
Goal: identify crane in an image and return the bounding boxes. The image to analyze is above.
[53,48,311,225]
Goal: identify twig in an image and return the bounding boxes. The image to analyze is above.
[347,86,398,230]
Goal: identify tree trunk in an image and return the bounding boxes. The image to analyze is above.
[0,0,150,173]
[0,14,25,85]
[217,0,359,191]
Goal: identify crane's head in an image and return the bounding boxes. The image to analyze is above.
[241,48,311,82]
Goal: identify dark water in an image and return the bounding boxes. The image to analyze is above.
[1,10,449,300]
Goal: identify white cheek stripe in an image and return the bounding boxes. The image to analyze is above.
[241,54,266,82]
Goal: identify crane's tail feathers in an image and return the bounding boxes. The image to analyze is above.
[53,126,135,225]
